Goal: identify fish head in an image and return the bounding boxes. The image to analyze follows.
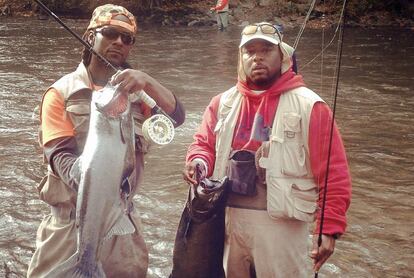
[94,83,130,118]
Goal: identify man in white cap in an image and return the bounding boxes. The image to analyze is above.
[183,22,351,277]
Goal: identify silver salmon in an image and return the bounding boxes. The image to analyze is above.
[45,84,136,278]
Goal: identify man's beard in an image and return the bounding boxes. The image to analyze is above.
[249,73,278,89]
[106,56,124,68]
[99,54,129,69]
[252,77,273,87]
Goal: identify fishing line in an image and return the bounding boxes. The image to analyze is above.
[315,10,326,197]
[34,0,176,128]
[299,2,347,71]
[314,0,347,277]
[293,0,317,49]
[35,0,116,71]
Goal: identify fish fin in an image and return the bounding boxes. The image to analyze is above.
[71,261,106,278]
[44,253,106,278]
[103,214,136,241]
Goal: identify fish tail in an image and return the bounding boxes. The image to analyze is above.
[44,254,106,278]
[72,262,106,278]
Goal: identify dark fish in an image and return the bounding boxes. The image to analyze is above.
[170,177,229,278]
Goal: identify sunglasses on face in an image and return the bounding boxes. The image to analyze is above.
[95,27,135,45]
[242,23,282,40]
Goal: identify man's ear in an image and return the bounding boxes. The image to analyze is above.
[87,31,95,46]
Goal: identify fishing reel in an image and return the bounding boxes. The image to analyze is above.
[142,114,175,145]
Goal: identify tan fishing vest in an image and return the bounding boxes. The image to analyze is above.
[37,63,149,210]
[212,86,324,222]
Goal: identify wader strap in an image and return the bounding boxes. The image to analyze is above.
[51,205,75,220]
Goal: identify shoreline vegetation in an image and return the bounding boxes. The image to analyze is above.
[1,0,413,29]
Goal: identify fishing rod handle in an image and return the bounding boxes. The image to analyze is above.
[112,70,176,125]
[112,70,156,109]
[137,91,157,109]
[137,91,177,125]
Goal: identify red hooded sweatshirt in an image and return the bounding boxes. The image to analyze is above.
[186,68,351,236]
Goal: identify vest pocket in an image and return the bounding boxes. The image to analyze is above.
[66,101,90,127]
[38,171,76,207]
[291,181,317,222]
[66,101,90,147]
[281,142,307,176]
[281,112,308,177]
[66,102,90,115]
[267,177,317,222]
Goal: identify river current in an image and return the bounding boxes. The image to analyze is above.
[0,17,413,277]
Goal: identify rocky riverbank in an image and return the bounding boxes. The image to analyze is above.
[1,0,413,29]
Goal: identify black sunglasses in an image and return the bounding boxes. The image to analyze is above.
[95,27,135,45]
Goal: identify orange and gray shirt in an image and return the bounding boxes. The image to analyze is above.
[40,63,152,148]
[38,62,185,207]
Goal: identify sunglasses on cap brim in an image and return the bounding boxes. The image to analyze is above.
[242,23,282,40]
[95,27,135,45]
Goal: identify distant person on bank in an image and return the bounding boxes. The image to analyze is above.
[210,0,229,31]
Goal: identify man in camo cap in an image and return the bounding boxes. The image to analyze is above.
[81,3,137,67]
[87,4,137,33]
[27,3,185,278]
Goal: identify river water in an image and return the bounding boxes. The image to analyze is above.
[0,17,413,277]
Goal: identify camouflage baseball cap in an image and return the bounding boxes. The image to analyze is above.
[87,4,137,34]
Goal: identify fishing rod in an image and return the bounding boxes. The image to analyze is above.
[34,0,176,126]
[314,0,348,277]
